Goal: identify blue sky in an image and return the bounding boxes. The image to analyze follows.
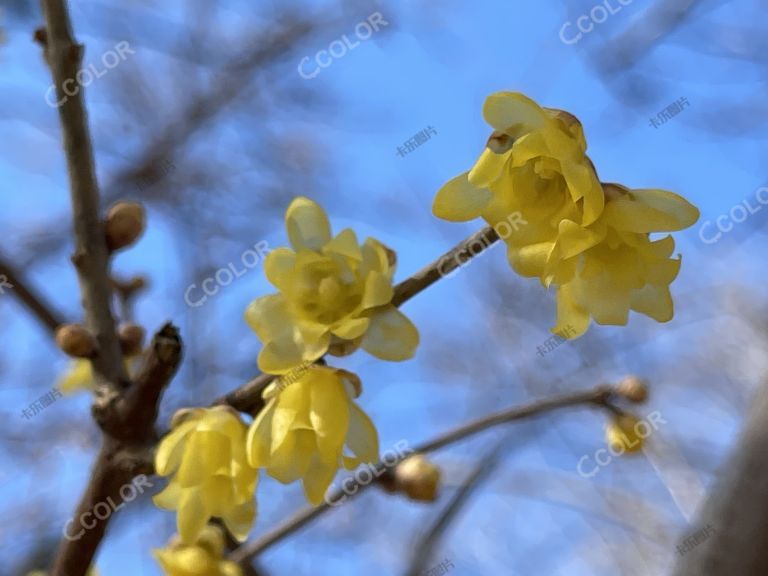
[1,0,765,574]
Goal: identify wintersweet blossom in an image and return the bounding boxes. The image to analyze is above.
[154,407,258,544]
[605,413,646,454]
[553,184,699,337]
[246,365,379,505]
[245,197,418,374]
[154,525,242,576]
[433,91,605,279]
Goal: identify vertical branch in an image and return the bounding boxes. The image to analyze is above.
[38,0,127,391]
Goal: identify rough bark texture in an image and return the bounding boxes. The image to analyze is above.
[671,379,768,575]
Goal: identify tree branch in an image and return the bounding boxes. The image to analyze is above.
[39,0,128,392]
[228,384,615,564]
[51,324,183,576]
[0,251,64,333]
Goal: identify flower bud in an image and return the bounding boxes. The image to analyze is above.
[55,324,96,358]
[605,413,645,454]
[118,323,145,356]
[616,376,649,404]
[105,201,146,252]
[395,454,441,502]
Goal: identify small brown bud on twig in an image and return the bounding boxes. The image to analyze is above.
[105,201,146,252]
[395,454,442,502]
[118,323,145,356]
[616,376,649,404]
[55,324,97,358]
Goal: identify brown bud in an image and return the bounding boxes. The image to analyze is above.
[118,323,145,356]
[328,335,363,357]
[616,376,649,404]
[105,201,146,252]
[395,454,441,502]
[55,324,97,358]
[602,182,630,202]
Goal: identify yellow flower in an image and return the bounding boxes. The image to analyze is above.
[154,407,258,544]
[58,356,141,394]
[433,92,605,279]
[245,197,419,374]
[246,365,379,505]
[154,525,242,576]
[605,413,645,454]
[553,184,699,338]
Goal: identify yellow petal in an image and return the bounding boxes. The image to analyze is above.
[268,429,314,484]
[244,294,293,343]
[246,401,276,468]
[361,271,394,309]
[554,285,590,339]
[302,455,340,506]
[468,148,511,188]
[285,197,332,251]
[176,431,231,487]
[630,284,674,322]
[507,242,554,278]
[58,360,94,394]
[221,498,257,542]
[555,219,604,259]
[332,317,371,340]
[361,306,419,361]
[155,419,199,476]
[605,189,700,233]
[309,370,350,461]
[322,228,362,261]
[152,481,181,510]
[177,489,209,544]
[257,334,307,375]
[482,91,548,134]
[432,172,493,222]
[264,248,296,290]
[343,402,380,469]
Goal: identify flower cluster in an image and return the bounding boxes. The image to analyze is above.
[154,407,257,544]
[245,197,418,373]
[433,91,699,337]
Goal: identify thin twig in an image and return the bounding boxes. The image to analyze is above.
[39,0,128,394]
[0,251,64,332]
[228,384,615,564]
[405,434,511,576]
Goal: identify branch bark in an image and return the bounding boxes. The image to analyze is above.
[51,324,183,575]
[671,378,768,575]
[39,0,128,393]
[0,251,64,333]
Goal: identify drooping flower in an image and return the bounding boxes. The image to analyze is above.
[553,184,699,338]
[246,365,379,505]
[154,407,258,544]
[245,197,419,374]
[433,91,605,279]
[153,525,242,576]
